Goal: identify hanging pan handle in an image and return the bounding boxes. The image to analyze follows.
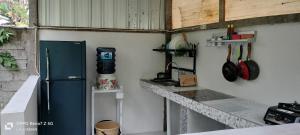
[238,45,243,61]
[247,43,252,60]
[227,44,232,61]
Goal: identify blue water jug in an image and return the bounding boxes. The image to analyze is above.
[96,47,116,74]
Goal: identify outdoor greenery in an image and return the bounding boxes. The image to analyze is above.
[0,0,29,26]
[0,52,18,70]
[0,28,13,45]
[0,28,18,70]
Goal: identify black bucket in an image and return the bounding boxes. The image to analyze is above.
[96,47,116,74]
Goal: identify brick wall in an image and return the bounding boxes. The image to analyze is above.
[0,28,36,109]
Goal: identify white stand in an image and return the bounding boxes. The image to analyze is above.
[91,86,124,135]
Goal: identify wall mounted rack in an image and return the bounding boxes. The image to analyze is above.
[152,48,196,57]
[206,31,257,47]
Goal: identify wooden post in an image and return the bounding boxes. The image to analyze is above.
[164,0,172,132]
[165,0,173,75]
[29,0,38,26]
[165,0,172,30]
[219,0,225,23]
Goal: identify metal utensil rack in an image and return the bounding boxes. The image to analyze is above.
[206,31,257,47]
[153,43,198,74]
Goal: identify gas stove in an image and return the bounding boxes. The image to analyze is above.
[264,102,300,125]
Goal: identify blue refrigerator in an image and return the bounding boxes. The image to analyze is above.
[39,41,86,135]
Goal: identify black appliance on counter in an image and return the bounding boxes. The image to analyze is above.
[264,102,300,125]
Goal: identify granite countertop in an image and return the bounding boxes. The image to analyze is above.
[140,79,268,129]
[181,123,300,135]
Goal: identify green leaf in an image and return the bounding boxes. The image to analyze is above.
[5,33,10,40]
[0,29,13,46]
[0,29,18,70]
[11,60,17,64]
[0,29,4,35]
[4,61,11,67]
[0,37,4,44]
[10,64,18,71]
[0,51,18,70]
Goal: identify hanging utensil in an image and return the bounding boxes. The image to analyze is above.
[237,45,250,80]
[222,44,238,82]
[244,43,260,80]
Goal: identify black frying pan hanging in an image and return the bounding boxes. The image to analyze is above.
[244,43,260,80]
[222,44,238,82]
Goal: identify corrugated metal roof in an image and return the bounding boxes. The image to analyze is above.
[39,0,165,30]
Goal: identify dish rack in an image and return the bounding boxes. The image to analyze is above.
[153,42,198,74]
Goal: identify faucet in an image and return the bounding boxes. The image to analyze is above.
[166,62,180,82]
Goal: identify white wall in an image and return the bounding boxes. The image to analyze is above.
[39,30,165,134]
[174,22,300,105]
[1,75,39,135]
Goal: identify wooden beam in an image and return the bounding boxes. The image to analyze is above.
[231,13,300,27]
[164,0,172,77]
[225,0,300,21]
[38,26,166,33]
[164,0,172,132]
[172,13,300,33]
[165,0,173,31]
[38,13,300,34]
[219,0,225,23]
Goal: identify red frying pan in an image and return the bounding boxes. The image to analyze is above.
[237,45,250,80]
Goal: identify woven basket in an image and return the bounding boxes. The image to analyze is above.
[95,121,119,135]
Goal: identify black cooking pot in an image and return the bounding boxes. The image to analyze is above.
[222,44,238,82]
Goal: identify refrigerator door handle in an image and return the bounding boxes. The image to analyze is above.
[46,48,51,113]
[67,76,81,80]
[46,80,50,112]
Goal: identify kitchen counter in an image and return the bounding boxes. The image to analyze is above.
[140,79,268,129]
[181,123,300,135]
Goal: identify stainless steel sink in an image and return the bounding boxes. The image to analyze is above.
[150,78,180,87]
